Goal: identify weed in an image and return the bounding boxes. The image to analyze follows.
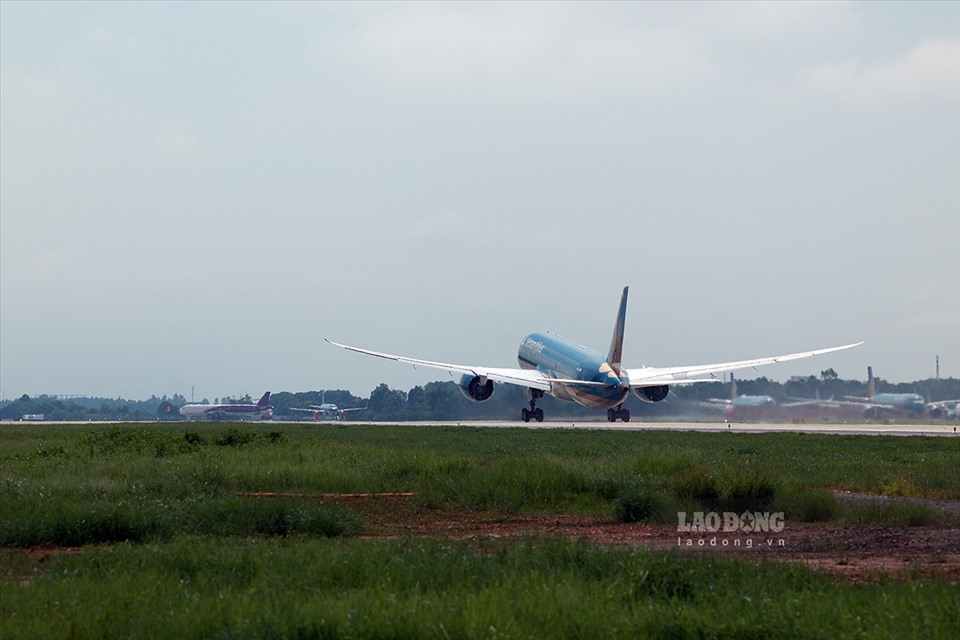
[719,469,779,512]
[214,428,255,447]
[840,500,940,527]
[672,466,720,503]
[613,481,666,523]
[2,538,956,639]
[880,476,920,497]
[778,487,839,522]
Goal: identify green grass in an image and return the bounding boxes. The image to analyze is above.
[2,424,957,547]
[2,423,958,638]
[3,537,958,640]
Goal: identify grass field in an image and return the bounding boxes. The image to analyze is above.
[2,423,958,638]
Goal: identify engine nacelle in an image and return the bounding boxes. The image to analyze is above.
[459,374,494,402]
[634,385,669,403]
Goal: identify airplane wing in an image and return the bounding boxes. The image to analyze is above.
[624,342,864,388]
[326,339,608,392]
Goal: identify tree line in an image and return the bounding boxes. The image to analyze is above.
[2,373,958,422]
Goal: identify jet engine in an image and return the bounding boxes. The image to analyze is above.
[634,385,669,403]
[459,374,494,402]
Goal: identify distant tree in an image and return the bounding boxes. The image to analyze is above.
[368,384,405,419]
[157,401,175,419]
[821,368,838,381]
[405,385,429,419]
[425,382,458,420]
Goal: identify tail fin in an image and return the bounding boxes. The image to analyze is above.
[867,367,875,397]
[257,391,271,408]
[607,286,629,375]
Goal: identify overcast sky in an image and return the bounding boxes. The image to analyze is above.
[2,1,958,402]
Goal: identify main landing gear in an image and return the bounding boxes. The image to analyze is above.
[607,405,630,422]
[521,389,544,423]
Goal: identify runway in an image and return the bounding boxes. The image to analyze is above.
[313,420,959,437]
[3,419,957,437]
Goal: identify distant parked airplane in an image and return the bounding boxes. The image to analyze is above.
[928,401,959,420]
[846,367,958,419]
[292,393,366,421]
[859,367,925,418]
[709,374,777,410]
[328,287,862,422]
[715,374,854,421]
[179,392,273,421]
[704,374,777,419]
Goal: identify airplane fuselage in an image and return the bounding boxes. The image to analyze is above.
[179,392,272,420]
[517,332,629,410]
[179,405,272,420]
[868,393,927,415]
[732,395,777,408]
[314,404,345,419]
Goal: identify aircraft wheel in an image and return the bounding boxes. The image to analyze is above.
[621,409,630,422]
[521,408,531,422]
[534,408,544,422]
[607,409,616,422]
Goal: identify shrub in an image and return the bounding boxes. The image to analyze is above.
[672,467,719,503]
[215,429,256,447]
[778,488,838,522]
[613,482,665,523]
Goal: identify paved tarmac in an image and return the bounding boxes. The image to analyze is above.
[306,420,959,437]
[3,419,957,437]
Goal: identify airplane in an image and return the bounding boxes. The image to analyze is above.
[858,367,925,418]
[704,374,777,420]
[291,393,367,421]
[327,287,863,422]
[179,391,273,421]
[707,373,777,410]
[845,367,959,419]
[712,374,860,421]
[928,401,959,420]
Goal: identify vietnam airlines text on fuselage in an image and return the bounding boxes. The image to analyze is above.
[518,332,628,410]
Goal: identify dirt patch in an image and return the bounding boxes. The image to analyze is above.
[333,495,960,583]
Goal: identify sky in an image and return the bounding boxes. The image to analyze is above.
[1,1,958,402]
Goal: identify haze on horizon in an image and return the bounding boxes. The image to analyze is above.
[1,2,958,402]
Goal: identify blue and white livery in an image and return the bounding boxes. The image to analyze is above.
[328,287,862,422]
